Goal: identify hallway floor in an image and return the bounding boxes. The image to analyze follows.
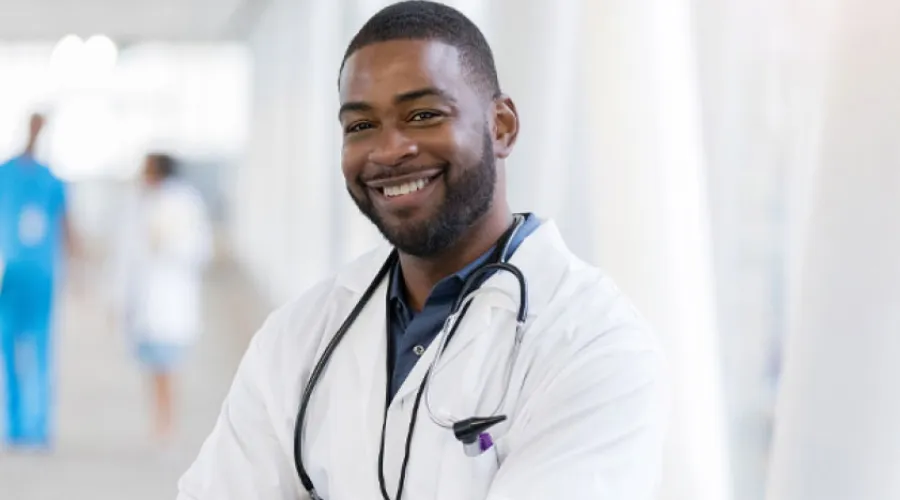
[0,258,270,500]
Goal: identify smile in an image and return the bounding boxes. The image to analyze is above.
[364,169,444,200]
[382,177,433,197]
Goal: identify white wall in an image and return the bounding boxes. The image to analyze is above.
[689,1,833,497]
[233,1,730,499]
[766,1,900,498]
[581,2,731,498]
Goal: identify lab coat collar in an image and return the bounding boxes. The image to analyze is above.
[478,219,570,317]
[334,218,572,319]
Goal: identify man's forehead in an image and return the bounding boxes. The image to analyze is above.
[339,39,466,98]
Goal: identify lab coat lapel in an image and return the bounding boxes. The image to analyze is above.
[329,244,393,425]
[310,248,393,499]
[345,282,391,444]
[391,220,570,404]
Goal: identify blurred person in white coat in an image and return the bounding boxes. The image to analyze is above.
[111,153,213,441]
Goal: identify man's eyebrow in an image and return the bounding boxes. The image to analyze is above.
[338,87,455,119]
[338,101,374,119]
[394,87,455,105]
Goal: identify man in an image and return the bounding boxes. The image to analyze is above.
[178,2,667,499]
[0,113,76,450]
[111,153,213,443]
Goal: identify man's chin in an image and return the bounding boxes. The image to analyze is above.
[374,221,448,257]
[371,204,434,231]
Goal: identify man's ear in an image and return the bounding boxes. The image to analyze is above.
[492,94,519,159]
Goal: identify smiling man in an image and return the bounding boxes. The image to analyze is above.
[178,2,668,499]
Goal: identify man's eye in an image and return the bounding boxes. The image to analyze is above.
[346,122,374,133]
[410,111,440,122]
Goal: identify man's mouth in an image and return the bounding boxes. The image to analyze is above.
[364,169,444,198]
[382,176,435,197]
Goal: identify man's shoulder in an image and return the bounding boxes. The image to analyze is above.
[544,255,661,357]
[279,243,389,306]
[3,155,53,173]
[0,156,24,177]
[21,159,63,187]
[508,219,660,356]
[254,244,391,346]
[0,156,55,190]
[158,181,207,215]
[519,258,666,418]
[162,179,202,199]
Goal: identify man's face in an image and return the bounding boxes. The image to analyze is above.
[338,40,498,257]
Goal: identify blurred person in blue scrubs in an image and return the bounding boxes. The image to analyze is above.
[110,153,213,442]
[0,113,78,450]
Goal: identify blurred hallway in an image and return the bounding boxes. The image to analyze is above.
[0,247,269,499]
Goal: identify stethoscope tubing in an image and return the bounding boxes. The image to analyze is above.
[294,215,528,500]
[293,252,397,499]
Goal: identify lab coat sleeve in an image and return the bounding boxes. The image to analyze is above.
[486,319,669,500]
[176,312,308,500]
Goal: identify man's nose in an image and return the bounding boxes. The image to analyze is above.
[368,127,418,166]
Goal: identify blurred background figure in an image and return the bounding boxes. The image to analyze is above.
[109,153,213,442]
[0,112,77,451]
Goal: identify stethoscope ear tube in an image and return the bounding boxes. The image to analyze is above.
[293,251,399,499]
[453,263,528,322]
[453,215,528,322]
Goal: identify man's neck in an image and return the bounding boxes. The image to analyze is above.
[399,208,513,312]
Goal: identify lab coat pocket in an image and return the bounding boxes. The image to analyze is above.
[435,439,500,500]
[432,334,511,499]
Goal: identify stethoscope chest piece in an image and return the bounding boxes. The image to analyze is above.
[453,415,507,456]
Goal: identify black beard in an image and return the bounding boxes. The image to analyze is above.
[349,129,496,257]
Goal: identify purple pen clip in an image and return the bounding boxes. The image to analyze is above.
[478,432,494,453]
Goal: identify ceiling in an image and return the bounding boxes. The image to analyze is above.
[0,0,271,42]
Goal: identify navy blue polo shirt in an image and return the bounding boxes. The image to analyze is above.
[386,213,541,400]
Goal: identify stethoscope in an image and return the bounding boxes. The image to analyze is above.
[293,214,530,500]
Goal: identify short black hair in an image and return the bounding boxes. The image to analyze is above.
[147,153,177,179]
[340,1,501,98]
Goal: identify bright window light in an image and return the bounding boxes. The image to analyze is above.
[50,34,84,82]
[84,35,118,74]
[49,34,118,88]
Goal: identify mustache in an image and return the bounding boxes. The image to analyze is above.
[359,163,448,183]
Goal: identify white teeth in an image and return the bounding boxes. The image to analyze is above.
[383,178,430,197]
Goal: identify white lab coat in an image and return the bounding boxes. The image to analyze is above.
[112,179,213,345]
[177,219,668,500]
